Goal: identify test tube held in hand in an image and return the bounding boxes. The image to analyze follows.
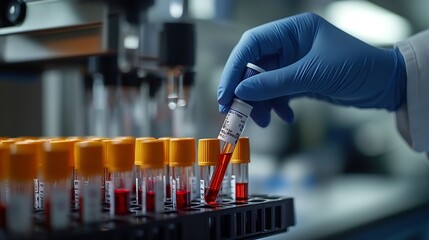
[205,63,264,204]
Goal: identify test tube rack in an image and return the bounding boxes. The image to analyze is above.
[1,195,294,240]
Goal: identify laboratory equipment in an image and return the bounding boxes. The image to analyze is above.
[230,137,250,200]
[169,138,195,210]
[42,141,71,229]
[75,141,104,223]
[198,138,220,204]
[137,139,164,213]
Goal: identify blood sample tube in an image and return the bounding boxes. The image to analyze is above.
[198,139,220,204]
[230,137,250,201]
[75,141,104,223]
[135,137,155,204]
[42,141,71,229]
[27,140,45,211]
[169,138,195,210]
[85,137,108,204]
[0,144,9,228]
[205,63,262,204]
[106,139,134,216]
[158,137,171,200]
[137,140,164,213]
[6,142,38,233]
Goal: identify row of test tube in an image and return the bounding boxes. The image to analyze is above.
[0,136,250,233]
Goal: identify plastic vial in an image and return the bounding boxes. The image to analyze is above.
[75,141,104,223]
[137,140,164,213]
[106,139,134,216]
[135,137,155,204]
[7,142,38,233]
[158,137,171,200]
[198,139,220,204]
[205,63,263,204]
[0,144,9,229]
[205,99,253,204]
[230,137,250,201]
[27,140,45,211]
[169,138,195,210]
[42,141,71,229]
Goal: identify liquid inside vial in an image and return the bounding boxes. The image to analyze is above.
[176,190,191,209]
[114,189,130,215]
[235,182,248,200]
[0,203,5,228]
[205,152,232,204]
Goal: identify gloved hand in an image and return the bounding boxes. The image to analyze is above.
[217,12,407,127]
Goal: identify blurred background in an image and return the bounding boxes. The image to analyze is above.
[1,0,429,239]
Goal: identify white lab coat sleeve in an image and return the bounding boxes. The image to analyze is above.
[396,29,429,152]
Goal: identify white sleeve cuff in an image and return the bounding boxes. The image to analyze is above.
[396,29,429,152]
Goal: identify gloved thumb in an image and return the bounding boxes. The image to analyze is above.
[234,60,306,101]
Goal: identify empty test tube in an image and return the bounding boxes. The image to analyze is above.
[169,138,195,210]
[230,137,250,201]
[42,141,71,229]
[7,142,38,233]
[75,141,104,223]
[106,139,134,216]
[198,139,220,204]
[137,140,164,213]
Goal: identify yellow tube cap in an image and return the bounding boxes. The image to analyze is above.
[158,137,171,166]
[75,141,104,177]
[9,142,38,182]
[169,138,195,167]
[0,145,9,180]
[138,140,164,169]
[42,141,71,182]
[231,137,250,164]
[198,138,220,166]
[50,140,78,169]
[135,137,156,166]
[106,139,134,172]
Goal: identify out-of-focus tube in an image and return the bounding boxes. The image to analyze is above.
[158,137,171,200]
[138,140,164,213]
[198,139,220,204]
[75,141,104,223]
[7,142,38,233]
[230,137,250,201]
[42,141,71,229]
[135,137,155,204]
[169,138,195,210]
[106,139,134,216]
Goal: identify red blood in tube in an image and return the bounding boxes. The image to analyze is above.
[236,182,248,200]
[146,191,155,211]
[45,201,52,228]
[0,203,5,228]
[176,190,191,209]
[205,153,232,204]
[78,197,83,223]
[114,189,130,215]
[166,183,171,199]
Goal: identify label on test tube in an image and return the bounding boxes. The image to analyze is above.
[218,99,253,145]
[231,175,236,201]
[107,181,114,217]
[135,178,139,204]
[34,179,39,209]
[141,179,147,213]
[82,182,101,223]
[39,181,44,209]
[74,180,80,208]
[155,177,164,213]
[190,176,197,200]
[171,179,177,209]
[200,180,205,204]
[163,175,167,201]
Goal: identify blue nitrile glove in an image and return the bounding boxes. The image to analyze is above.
[217,12,406,127]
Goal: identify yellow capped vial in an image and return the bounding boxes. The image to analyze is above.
[169,138,195,167]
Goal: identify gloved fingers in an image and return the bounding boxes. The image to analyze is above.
[271,97,295,124]
[248,101,272,128]
[217,20,299,107]
[218,104,230,114]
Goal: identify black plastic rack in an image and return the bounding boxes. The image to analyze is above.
[1,195,295,240]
